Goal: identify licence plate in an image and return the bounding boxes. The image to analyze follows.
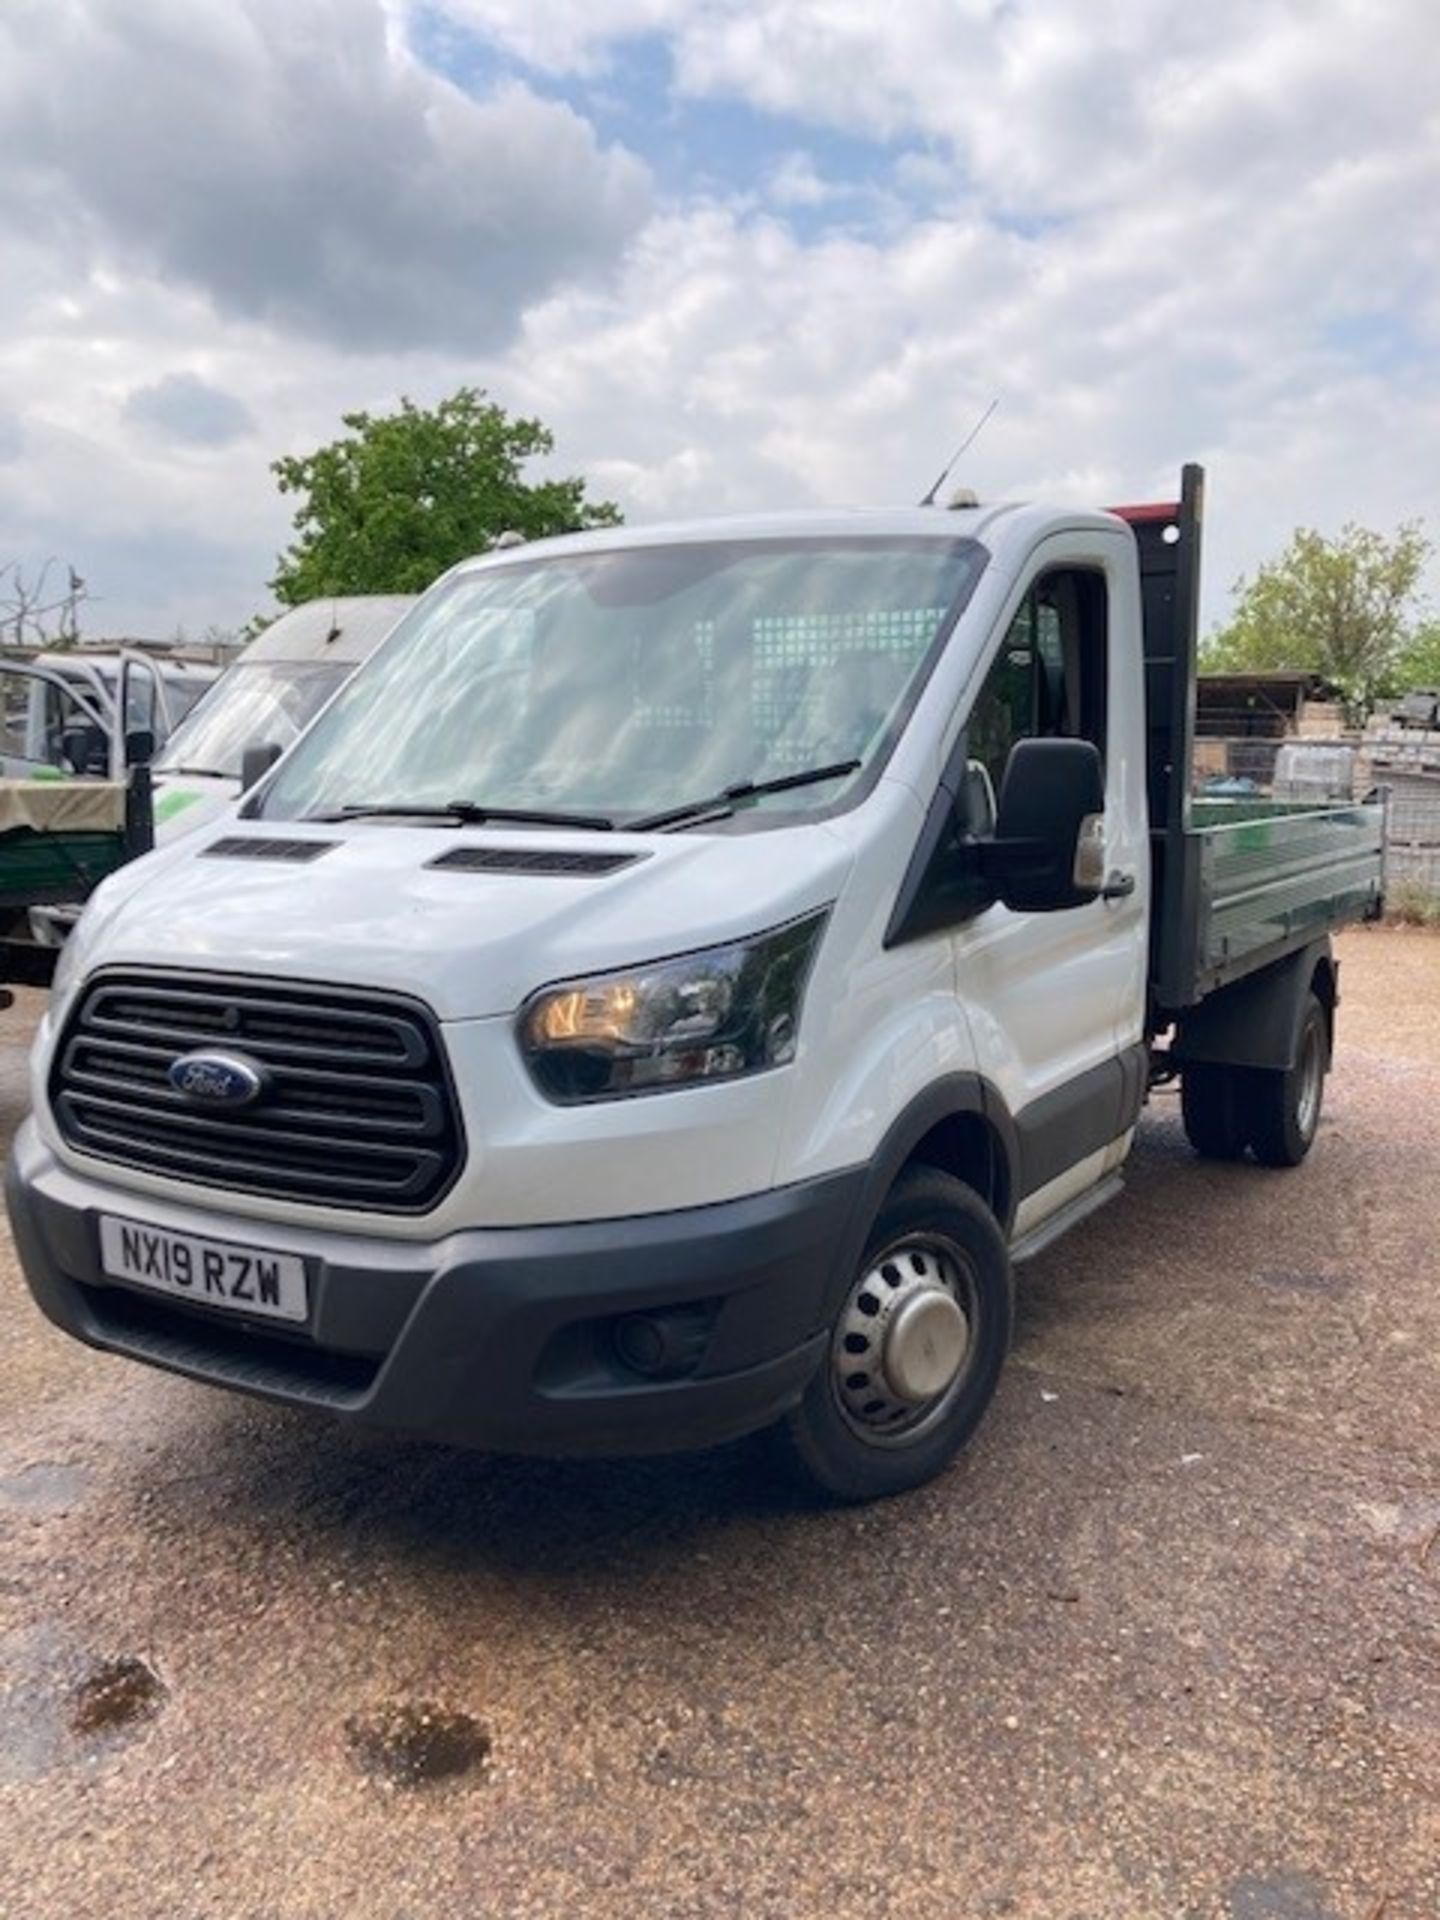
[98,1215,308,1324]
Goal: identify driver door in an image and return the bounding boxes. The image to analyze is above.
[952,533,1147,1227]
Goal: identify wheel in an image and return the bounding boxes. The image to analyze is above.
[767,1167,1013,1502]
[1247,993,1329,1167]
[1180,1063,1248,1159]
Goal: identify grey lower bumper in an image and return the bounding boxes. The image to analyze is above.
[7,1122,863,1456]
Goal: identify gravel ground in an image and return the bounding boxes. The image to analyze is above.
[0,927,1436,1920]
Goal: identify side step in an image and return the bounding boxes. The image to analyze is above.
[1010,1172,1124,1265]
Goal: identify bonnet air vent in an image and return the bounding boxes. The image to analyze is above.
[201,837,337,864]
[427,846,644,878]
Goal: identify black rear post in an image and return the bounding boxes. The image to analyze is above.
[124,762,155,860]
[1111,463,1205,1013]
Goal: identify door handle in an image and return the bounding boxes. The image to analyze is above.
[1101,870,1136,900]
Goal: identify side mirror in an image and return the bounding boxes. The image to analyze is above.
[125,728,155,767]
[985,737,1106,913]
[240,741,283,792]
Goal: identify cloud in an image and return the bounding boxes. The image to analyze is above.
[0,410,21,464]
[766,152,839,210]
[0,0,1438,644]
[496,116,1440,621]
[439,0,1440,225]
[123,373,255,447]
[0,0,651,354]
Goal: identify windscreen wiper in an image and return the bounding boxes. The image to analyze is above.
[628,759,862,833]
[308,800,617,831]
[159,764,231,779]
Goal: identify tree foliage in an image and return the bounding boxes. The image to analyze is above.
[1202,522,1432,716]
[269,388,622,604]
[1395,620,1440,693]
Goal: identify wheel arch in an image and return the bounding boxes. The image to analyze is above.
[1172,936,1335,1074]
[829,1076,1019,1317]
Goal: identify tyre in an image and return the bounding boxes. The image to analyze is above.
[1247,992,1329,1167]
[767,1166,1013,1502]
[1180,1063,1248,1160]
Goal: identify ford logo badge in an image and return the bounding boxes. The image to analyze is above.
[167,1050,267,1108]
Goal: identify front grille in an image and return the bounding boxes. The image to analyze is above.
[50,971,463,1213]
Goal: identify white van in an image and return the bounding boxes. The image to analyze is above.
[150,596,415,841]
[9,471,1382,1500]
[0,649,217,781]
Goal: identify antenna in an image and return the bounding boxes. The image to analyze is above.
[918,398,999,508]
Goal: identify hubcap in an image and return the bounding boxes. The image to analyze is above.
[884,1289,970,1402]
[831,1237,975,1445]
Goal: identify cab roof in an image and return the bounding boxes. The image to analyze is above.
[449,502,1131,579]
[244,595,417,665]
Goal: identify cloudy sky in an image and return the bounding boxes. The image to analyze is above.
[1,0,1437,638]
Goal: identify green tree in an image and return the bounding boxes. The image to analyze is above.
[269,388,621,603]
[1395,620,1440,692]
[1202,521,1431,718]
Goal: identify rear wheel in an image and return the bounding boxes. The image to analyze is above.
[767,1167,1012,1502]
[1247,992,1328,1167]
[1180,1063,1248,1159]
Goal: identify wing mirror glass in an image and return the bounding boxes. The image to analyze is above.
[981,737,1106,913]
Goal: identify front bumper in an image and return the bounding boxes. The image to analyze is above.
[7,1121,863,1457]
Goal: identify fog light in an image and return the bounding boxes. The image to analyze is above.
[611,1304,714,1380]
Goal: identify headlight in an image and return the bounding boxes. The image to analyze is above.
[519,911,828,1102]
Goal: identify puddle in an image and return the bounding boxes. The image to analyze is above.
[344,1702,491,1789]
[0,1461,93,1513]
[0,1635,165,1782]
[69,1656,166,1736]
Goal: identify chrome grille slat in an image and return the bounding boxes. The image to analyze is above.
[51,971,463,1213]
[57,1079,439,1141]
[60,1113,433,1182]
[59,1117,436,1201]
[83,992,424,1068]
[61,1040,439,1129]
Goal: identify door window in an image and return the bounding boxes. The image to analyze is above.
[124,665,158,738]
[965,568,1108,829]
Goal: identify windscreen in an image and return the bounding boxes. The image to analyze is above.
[161,675,215,729]
[257,537,983,824]
[158,661,352,778]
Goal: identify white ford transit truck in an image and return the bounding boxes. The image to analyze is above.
[8,468,1384,1499]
